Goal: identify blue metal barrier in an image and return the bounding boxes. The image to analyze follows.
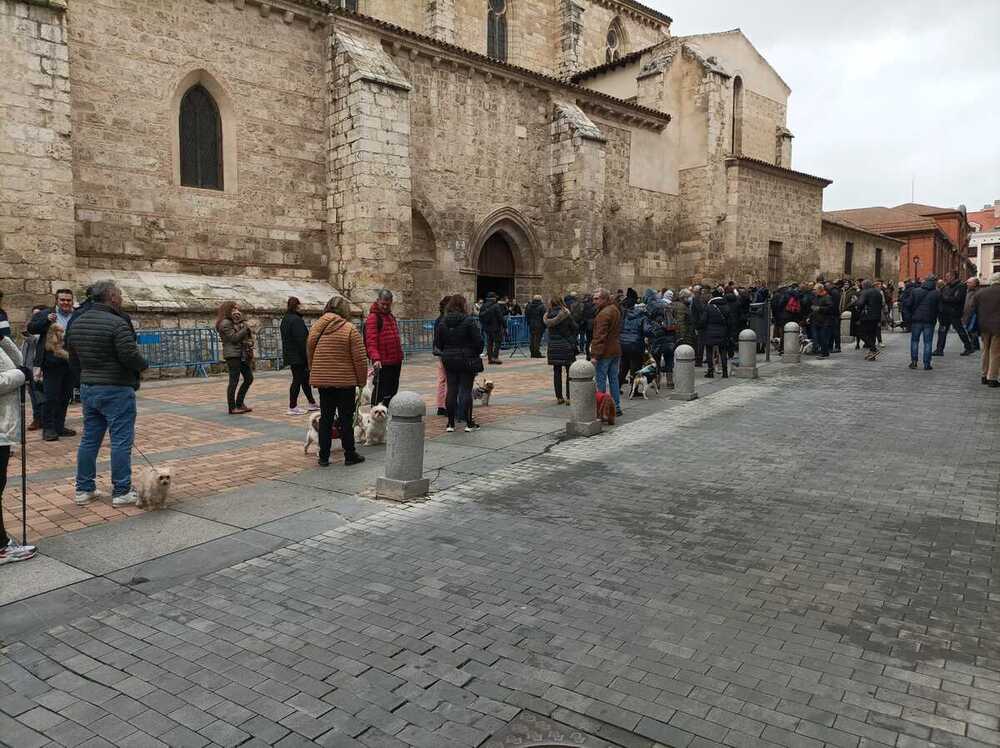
[500,315,529,356]
[254,325,283,368]
[136,328,219,378]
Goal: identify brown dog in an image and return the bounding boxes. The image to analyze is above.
[595,391,616,425]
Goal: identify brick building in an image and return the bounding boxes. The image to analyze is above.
[825,204,976,282]
[968,201,1000,281]
[1,0,839,326]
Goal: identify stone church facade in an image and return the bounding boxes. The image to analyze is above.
[2,0,841,324]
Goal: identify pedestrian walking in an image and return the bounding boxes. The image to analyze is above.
[590,288,623,416]
[19,306,45,431]
[280,297,318,415]
[903,276,939,370]
[27,289,77,441]
[524,295,546,359]
[702,293,731,378]
[935,271,975,357]
[809,283,836,358]
[478,292,505,365]
[365,289,404,404]
[0,335,35,565]
[856,280,883,360]
[433,295,451,416]
[973,272,1000,387]
[544,296,578,405]
[963,278,981,352]
[434,295,484,432]
[65,281,148,507]
[216,301,255,414]
[307,296,367,467]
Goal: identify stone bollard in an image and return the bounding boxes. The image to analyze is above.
[733,329,759,379]
[782,322,801,364]
[840,311,854,344]
[566,360,602,437]
[670,344,698,401]
[376,391,430,501]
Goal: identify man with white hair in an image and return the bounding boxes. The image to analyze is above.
[590,287,623,416]
[972,272,1000,387]
[65,281,148,507]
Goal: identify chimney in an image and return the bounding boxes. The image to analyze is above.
[994,199,999,219]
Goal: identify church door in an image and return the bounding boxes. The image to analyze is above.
[476,233,516,301]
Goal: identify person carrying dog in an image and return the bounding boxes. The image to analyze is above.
[308,296,367,467]
[544,296,577,405]
[26,289,77,442]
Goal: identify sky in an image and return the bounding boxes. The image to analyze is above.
[645,0,1000,212]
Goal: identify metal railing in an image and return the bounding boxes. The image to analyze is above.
[135,315,533,376]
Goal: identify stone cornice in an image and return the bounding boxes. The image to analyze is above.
[201,0,327,29]
[725,156,832,189]
[22,0,67,10]
[332,10,671,132]
[586,0,672,29]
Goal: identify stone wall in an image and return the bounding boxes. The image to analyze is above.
[819,221,903,282]
[68,0,328,282]
[740,89,786,165]
[578,1,665,71]
[0,0,74,331]
[723,159,825,285]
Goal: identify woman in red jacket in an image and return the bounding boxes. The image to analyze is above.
[364,289,404,406]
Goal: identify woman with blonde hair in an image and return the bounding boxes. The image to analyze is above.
[216,301,255,414]
[307,296,367,467]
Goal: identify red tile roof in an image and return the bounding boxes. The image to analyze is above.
[969,207,1000,232]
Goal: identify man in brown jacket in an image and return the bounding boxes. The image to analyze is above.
[307,296,368,467]
[973,272,1000,387]
[590,288,623,415]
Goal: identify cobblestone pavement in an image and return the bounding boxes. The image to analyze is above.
[1,338,998,748]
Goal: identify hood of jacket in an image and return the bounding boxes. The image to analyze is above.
[320,313,348,333]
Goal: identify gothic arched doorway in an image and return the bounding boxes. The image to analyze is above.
[477,233,516,300]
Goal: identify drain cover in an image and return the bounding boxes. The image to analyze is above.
[480,711,623,748]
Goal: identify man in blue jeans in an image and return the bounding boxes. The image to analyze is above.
[64,281,147,507]
[590,288,623,416]
[903,276,940,371]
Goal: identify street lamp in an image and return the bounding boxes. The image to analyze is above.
[913,256,921,281]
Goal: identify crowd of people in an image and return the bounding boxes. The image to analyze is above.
[1,270,996,566]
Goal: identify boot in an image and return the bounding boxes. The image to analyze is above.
[27,419,41,431]
[721,367,729,379]
[345,452,366,466]
[704,370,714,379]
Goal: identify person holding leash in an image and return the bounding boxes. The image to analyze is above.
[0,334,35,564]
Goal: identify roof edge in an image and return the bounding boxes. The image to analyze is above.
[726,156,832,188]
[569,45,656,83]
[821,217,906,245]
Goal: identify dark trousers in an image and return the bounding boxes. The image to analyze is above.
[814,325,834,355]
[374,363,401,406]
[445,369,475,426]
[694,333,705,366]
[226,357,253,411]
[653,342,675,373]
[0,444,9,546]
[620,349,644,385]
[579,328,593,359]
[552,365,571,401]
[288,364,315,408]
[529,327,543,358]
[935,318,972,353]
[42,364,72,435]
[706,345,728,375]
[318,387,355,461]
[27,380,42,423]
[486,332,501,362]
[858,320,879,351]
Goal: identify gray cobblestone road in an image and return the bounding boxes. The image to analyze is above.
[1,341,998,748]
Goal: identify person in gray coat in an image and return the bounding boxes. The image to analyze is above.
[0,335,36,565]
[64,281,147,508]
[216,301,255,414]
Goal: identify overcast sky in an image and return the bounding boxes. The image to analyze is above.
[646,0,1000,212]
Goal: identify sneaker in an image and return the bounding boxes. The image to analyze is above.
[74,489,102,506]
[111,490,138,507]
[989,381,1000,389]
[307,403,320,412]
[344,452,366,466]
[287,407,308,416]
[0,540,36,565]
[465,422,480,432]
[909,361,918,370]
[446,425,455,433]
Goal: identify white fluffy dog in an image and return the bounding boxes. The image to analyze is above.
[629,376,649,400]
[472,378,495,407]
[355,404,389,447]
[135,466,173,510]
[304,411,324,455]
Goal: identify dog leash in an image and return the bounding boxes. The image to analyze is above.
[133,442,157,470]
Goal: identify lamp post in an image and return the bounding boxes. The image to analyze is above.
[913,256,921,281]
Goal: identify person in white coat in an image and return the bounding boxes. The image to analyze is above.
[0,336,36,564]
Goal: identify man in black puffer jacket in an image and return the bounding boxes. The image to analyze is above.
[64,280,147,509]
[934,271,973,357]
[524,295,546,358]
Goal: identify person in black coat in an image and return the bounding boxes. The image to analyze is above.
[903,276,940,370]
[855,280,884,359]
[435,295,484,432]
[280,297,317,415]
[524,295,546,359]
[544,297,578,404]
[691,286,708,366]
[934,271,974,356]
[702,295,731,378]
[27,288,77,441]
[478,293,505,364]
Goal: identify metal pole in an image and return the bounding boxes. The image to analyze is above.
[19,384,27,546]
[765,295,772,362]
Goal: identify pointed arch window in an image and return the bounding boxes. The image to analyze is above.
[487,0,508,62]
[606,17,627,63]
[179,84,223,190]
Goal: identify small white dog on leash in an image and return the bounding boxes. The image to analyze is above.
[355,404,389,446]
[304,411,324,454]
[629,376,649,400]
[472,378,495,407]
[135,466,173,510]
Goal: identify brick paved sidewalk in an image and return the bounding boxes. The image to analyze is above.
[1,339,997,748]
